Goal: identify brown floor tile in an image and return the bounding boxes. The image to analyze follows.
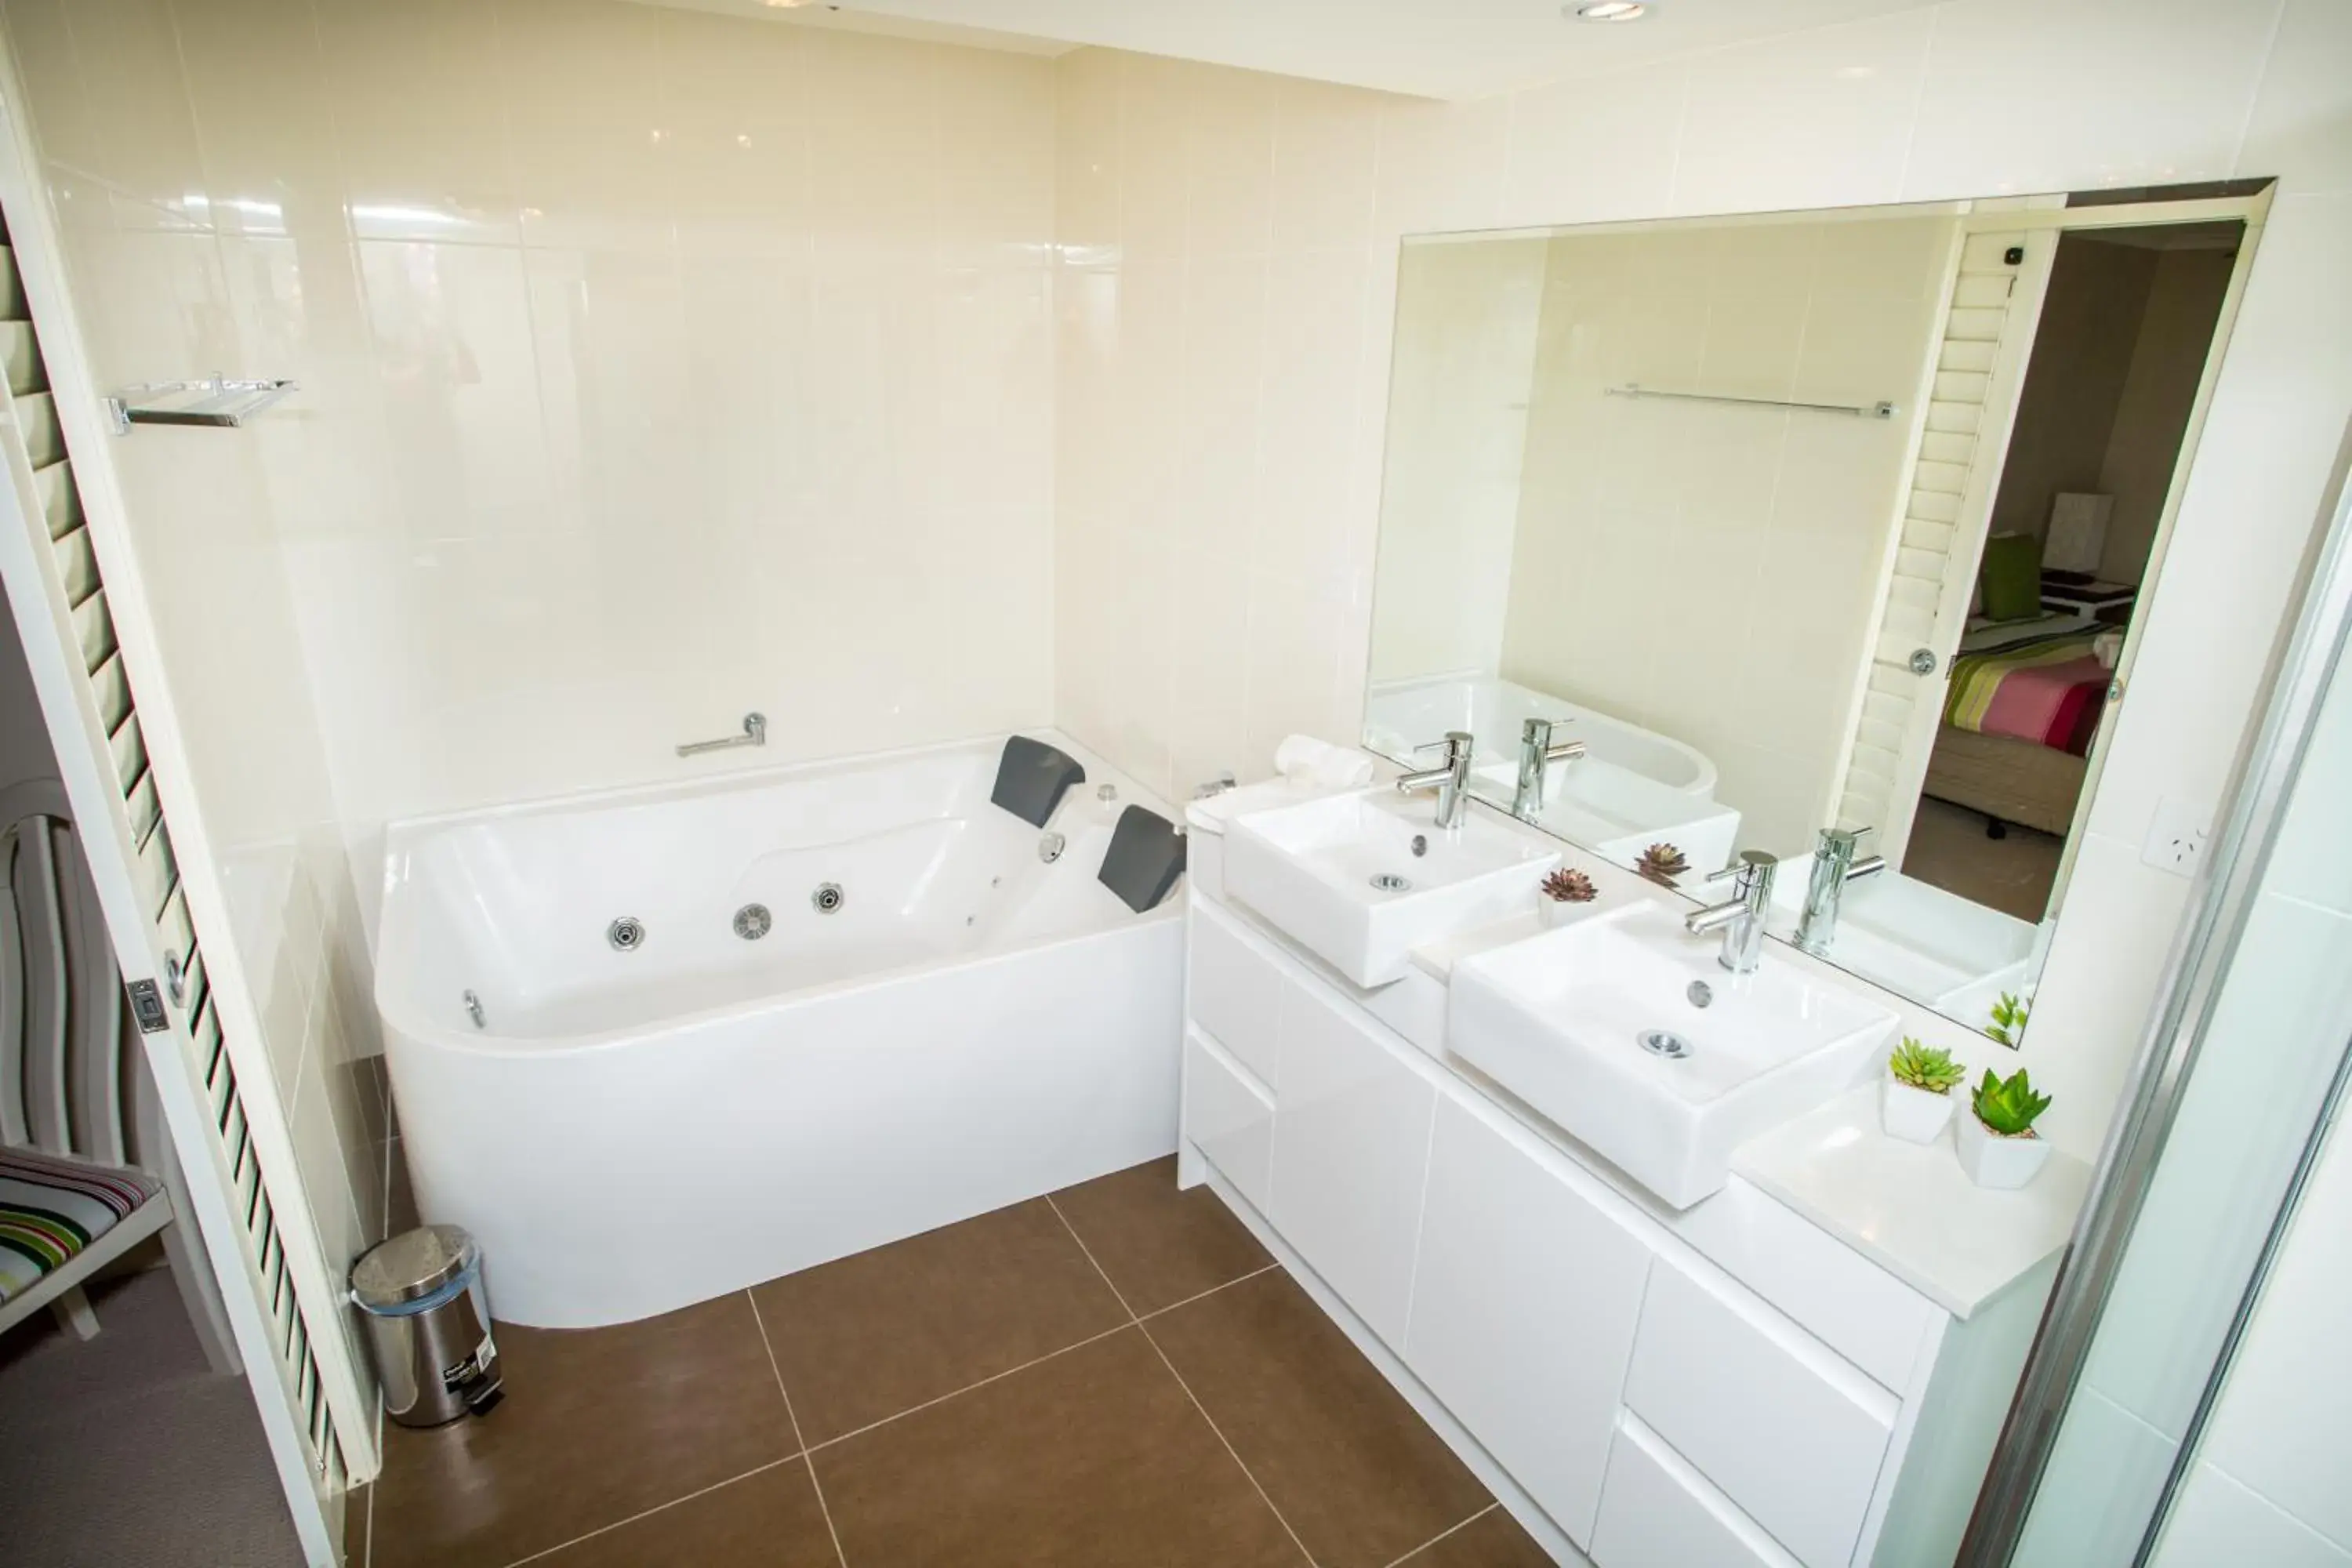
[1146,1269,1492,1568]
[345,1480,370,1567]
[750,1198,1128,1444]
[813,1326,1301,1568]
[1397,1504,1556,1567]
[369,1294,798,1568]
[532,1459,838,1567]
[1051,1156,1272,1316]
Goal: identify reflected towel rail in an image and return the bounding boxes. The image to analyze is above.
[677,712,766,757]
[1606,383,1896,419]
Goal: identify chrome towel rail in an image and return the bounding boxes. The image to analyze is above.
[677,712,765,757]
[105,376,298,434]
[1606,383,1896,419]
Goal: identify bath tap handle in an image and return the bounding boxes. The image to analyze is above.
[677,712,767,757]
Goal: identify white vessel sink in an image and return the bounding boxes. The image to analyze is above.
[1224,789,1559,988]
[1448,902,1899,1207]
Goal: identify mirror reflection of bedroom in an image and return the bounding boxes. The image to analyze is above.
[1904,221,2240,924]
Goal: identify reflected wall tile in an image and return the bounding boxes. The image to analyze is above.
[1902,0,2281,200]
[1671,9,1932,216]
[2011,1388,2178,1568]
[318,0,521,245]
[496,0,672,253]
[1501,63,1684,228]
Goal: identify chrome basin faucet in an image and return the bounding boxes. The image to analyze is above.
[1686,850,1779,974]
[1512,717,1588,819]
[1396,731,1475,829]
[1795,825,1887,956]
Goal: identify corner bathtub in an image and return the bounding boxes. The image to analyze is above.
[375,732,1183,1328]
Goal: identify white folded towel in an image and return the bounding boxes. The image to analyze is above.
[1274,734,1377,790]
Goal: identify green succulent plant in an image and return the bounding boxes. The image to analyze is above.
[1987,990,2031,1047]
[1887,1037,1965,1094]
[1972,1067,2052,1138]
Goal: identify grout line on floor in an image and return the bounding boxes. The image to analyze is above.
[1134,1261,1281,1323]
[747,1290,848,1568]
[498,1454,803,1568]
[1382,1501,1498,1567]
[1044,1194,1320,1568]
[805,1319,1138,1454]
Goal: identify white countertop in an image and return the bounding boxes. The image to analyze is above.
[1406,902,2086,1320]
[1730,1087,2089,1319]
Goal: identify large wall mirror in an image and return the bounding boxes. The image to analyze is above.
[1363,192,2260,1044]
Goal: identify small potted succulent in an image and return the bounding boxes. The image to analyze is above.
[1538,866,1599,927]
[1881,1038,1965,1144]
[1955,1066,2054,1189]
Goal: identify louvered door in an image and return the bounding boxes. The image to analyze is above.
[0,212,363,1563]
[1838,227,2057,864]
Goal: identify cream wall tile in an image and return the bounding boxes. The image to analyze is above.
[656,8,815,258]
[1272,79,1383,252]
[1502,63,1686,229]
[1117,53,1192,260]
[1257,246,1369,597]
[1671,9,1933,216]
[1903,0,2284,200]
[56,0,209,230]
[2081,192,2352,855]
[2078,891,2352,1437]
[495,0,673,253]
[2013,1388,2179,1568]
[2237,0,2352,197]
[1055,49,1122,253]
[171,0,345,242]
[1372,93,1510,239]
[317,0,521,245]
[2158,1464,2350,1568]
[1185,67,1275,256]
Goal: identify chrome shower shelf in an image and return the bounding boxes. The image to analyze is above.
[104,376,297,434]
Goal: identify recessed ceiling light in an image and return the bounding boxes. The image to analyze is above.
[1570,2,1650,20]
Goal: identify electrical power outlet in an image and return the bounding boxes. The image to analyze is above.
[2141,797,2211,877]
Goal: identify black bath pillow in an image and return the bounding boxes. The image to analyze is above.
[1098,805,1186,913]
[991,735,1086,829]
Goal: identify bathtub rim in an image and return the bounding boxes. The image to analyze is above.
[373,726,1181,1058]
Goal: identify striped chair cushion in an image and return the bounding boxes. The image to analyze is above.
[0,1147,159,1305]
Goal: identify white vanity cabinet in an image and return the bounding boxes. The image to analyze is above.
[1181,888,2055,1568]
[1405,1094,1653,1546]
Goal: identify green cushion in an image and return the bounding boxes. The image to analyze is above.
[1980,532,2043,622]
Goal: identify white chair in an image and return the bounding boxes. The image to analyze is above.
[0,779,238,1371]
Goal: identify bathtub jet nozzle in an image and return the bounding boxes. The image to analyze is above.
[1038,832,1066,865]
[734,904,772,940]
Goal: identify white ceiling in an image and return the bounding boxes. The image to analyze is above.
[637,0,1944,101]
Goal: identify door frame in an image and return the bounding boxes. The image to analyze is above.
[1833,186,2275,887]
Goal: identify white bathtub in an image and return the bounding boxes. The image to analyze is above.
[1364,673,1720,799]
[374,732,1184,1329]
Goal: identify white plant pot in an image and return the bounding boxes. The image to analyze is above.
[1880,1076,1957,1145]
[1955,1109,2053,1189]
[1539,896,1599,929]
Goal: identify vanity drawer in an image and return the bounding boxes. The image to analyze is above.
[1184,1028,1273,1214]
[1187,900,1285,1086]
[1624,1260,1895,1567]
[1592,1416,1799,1568]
